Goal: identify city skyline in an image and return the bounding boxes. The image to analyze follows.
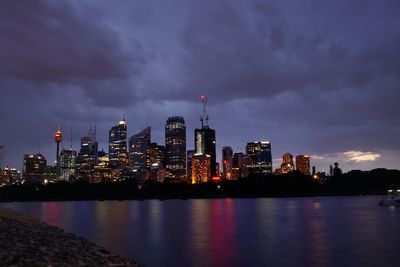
[0,0,399,172]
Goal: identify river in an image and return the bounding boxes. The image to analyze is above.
[1,196,399,267]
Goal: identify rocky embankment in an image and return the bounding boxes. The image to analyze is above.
[0,208,142,267]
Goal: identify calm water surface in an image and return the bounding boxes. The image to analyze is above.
[1,196,399,267]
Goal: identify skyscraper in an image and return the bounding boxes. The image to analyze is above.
[222,146,233,179]
[194,96,216,178]
[146,143,165,169]
[194,128,216,177]
[76,125,98,176]
[165,116,186,180]
[296,155,311,175]
[59,149,77,181]
[192,154,211,184]
[281,153,294,173]
[109,117,128,168]
[146,143,165,181]
[246,141,273,176]
[129,127,151,173]
[232,152,250,179]
[23,153,47,182]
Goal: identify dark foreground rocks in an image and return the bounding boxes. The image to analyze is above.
[0,208,142,267]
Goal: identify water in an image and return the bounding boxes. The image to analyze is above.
[1,196,399,267]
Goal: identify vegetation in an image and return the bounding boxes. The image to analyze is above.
[0,168,399,201]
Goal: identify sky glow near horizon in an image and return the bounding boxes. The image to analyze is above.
[0,0,399,172]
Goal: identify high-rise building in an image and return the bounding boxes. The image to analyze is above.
[76,125,98,176]
[129,127,151,173]
[165,116,186,180]
[281,153,294,173]
[246,141,272,176]
[232,152,250,179]
[192,154,211,184]
[146,143,166,181]
[194,96,217,178]
[95,150,110,170]
[146,143,165,169]
[222,146,233,179]
[194,128,216,177]
[187,150,195,180]
[23,154,47,182]
[295,155,311,175]
[91,150,111,183]
[109,117,128,168]
[59,149,77,181]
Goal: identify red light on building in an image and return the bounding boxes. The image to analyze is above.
[212,176,221,182]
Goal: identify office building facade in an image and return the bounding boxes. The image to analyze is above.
[246,141,272,176]
[23,153,47,182]
[109,117,128,168]
[222,146,233,179]
[165,116,186,180]
[296,155,311,175]
[129,127,151,172]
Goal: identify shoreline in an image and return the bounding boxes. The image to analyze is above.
[0,192,386,203]
[0,208,142,267]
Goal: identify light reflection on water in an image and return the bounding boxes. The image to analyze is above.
[2,196,400,267]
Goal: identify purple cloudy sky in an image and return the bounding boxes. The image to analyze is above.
[0,0,399,172]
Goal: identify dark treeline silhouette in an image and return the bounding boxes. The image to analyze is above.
[0,168,399,201]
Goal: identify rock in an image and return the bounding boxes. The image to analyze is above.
[0,208,142,267]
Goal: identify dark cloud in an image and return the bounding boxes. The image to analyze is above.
[0,0,399,171]
[174,0,400,104]
[0,0,149,107]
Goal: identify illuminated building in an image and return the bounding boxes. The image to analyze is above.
[194,128,216,177]
[23,153,47,182]
[192,154,211,184]
[109,117,128,168]
[295,155,311,175]
[232,152,250,179]
[194,96,217,178]
[0,166,20,185]
[59,149,77,181]
[281,153,294,173]
[91,150,111,183]
[146,143,165,169]
[146,143,165,181]
[222,146,233,179]
[187,150,195,181]
[246,141,272,176]
[129,127,151,173]
[43,166,58,181]
[96,150,110,169]
[165,116,186,180]
[215,162,220,177]
[76,125,98,177]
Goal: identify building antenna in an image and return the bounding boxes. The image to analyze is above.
[200,95,208,128]
[70,127,73,150]
[94,119,97,140]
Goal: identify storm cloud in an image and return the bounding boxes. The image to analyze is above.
[0,0,399,172]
